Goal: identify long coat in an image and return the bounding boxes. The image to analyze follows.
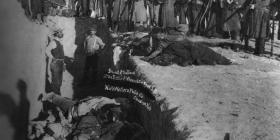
[159,0,178,28]
[222,1,241,32]
[206,0,223,36]
[112,0,129,22]
[188,0,204,33]
[242,0,271,38]
[132,0,147,23]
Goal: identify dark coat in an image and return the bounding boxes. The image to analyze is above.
[242,0,271,38]
[112,0,129,21]
[188,0,204,33]
[222,1,241,32]
[159,0,178,28]
[206,1,223,37]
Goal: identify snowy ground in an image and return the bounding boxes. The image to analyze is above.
[133,35,280,140]
[45,18,280,140]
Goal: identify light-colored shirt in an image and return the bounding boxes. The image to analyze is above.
[84,35,105,55]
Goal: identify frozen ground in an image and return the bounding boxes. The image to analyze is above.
[133,34,280,140]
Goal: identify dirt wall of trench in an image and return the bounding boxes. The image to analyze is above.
[43,16,114,99]
[0,0,49,140]
[0,1,115,139]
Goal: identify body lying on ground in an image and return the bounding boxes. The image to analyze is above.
[130,27,232,66]
[29,92,149,140]
[148,39,233,66]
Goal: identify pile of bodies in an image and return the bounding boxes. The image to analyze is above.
[144,39,233,66]
[111,29,232,66]
[28,69,155,140]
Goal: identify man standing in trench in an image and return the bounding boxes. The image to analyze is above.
[83,27,105,84]
[46,30,65,95]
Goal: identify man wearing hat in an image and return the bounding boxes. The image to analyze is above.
[83,27,105,83]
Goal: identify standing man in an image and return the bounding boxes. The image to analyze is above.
[242,0,272,55]
[159,0,179,29]
[222,0,241,42]
[46,30,65,95]
[206,0,223,37]
[174,0,190,24]
[133,0,147,30]
[271,0,280,40]
[188,0,204,34]
[82,0,89,16]
[112,0,129,32]
[83,27,105,83]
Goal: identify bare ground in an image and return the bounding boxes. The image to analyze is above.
[133,37,280,140]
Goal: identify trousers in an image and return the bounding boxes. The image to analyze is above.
[50,59,64,94]
[84,54,99,82]
[255,38,265,55]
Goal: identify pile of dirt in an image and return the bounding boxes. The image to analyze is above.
[29,93,150,140]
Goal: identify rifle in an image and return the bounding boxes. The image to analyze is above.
[271,14,276,56]
[277,1,280,40]
[205,0,254,34]
[278,21,280,40]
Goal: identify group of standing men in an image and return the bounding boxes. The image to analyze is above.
[178,0,279,55]
[43,0,279,94]
[24,0,279,56]
[73,0,279,55]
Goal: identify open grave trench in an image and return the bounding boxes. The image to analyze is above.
[11,2,235,139]
[29,14,237,139]
[4,1,280,140]
[29,17,191,140]
[11,14,236,140]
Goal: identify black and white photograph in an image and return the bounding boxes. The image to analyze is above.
[0,0,280,139]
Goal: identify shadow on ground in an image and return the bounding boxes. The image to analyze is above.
[64,18,114,99]
[64,21,191,139]
[0,79,30,140]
